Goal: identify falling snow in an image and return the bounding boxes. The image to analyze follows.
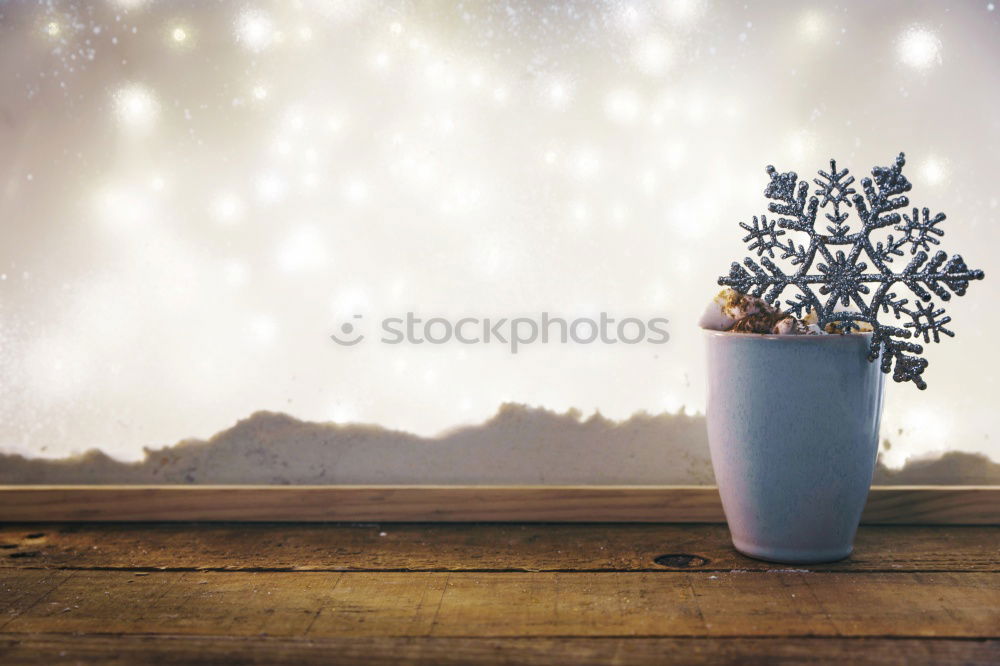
[0,1,997,470]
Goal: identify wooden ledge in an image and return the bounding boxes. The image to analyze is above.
[0,485,996,524]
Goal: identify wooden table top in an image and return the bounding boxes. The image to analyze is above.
[1,523,997,664]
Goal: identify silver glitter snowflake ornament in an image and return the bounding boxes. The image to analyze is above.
[719,152,985,389]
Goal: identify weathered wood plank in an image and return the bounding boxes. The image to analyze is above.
[0,570,996,638]
[1,524,996,573]
[1,486,997,524]
[2,634,997,666]
[0,569,73,618]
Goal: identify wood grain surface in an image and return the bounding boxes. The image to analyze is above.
[1,569,997,638]
[1,485,997,523]
[2,635,997,666]
[0,523,996,664]
[0,523,997,572]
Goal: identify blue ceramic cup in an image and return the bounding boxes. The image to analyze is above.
[705,331,886,563]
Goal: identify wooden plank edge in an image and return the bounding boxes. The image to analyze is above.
[0,486,996,524]
[2,634,998,666]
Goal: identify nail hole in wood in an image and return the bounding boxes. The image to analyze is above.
[654,554,708,568]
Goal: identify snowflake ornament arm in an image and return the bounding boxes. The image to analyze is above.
[718,152,985,389]
[896,207,946,254]
[813,159,856,238]
[904,302,954,344]
[739,215,786,257]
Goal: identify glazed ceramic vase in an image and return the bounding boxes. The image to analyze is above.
[705,331,886,563]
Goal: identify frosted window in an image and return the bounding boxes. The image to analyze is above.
[0,1,997,483]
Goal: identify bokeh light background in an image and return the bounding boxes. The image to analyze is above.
[0,0,997,471]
